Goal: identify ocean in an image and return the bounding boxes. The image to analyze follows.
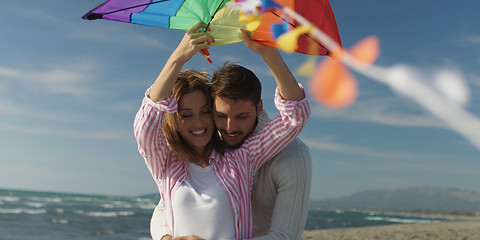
[0,189,452,240]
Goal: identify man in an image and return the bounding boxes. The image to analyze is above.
[152,29,312,240]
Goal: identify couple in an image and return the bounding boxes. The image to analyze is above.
[134,22,312,240]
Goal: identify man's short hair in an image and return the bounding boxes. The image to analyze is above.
[211,63,262,106]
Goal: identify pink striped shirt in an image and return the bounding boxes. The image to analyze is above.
[134,87,310,239]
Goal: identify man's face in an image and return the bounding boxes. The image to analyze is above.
[213,96,262,149]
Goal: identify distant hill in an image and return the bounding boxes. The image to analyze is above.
[311,186,480,212]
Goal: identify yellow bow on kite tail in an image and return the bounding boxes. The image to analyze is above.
[276,24,314,53]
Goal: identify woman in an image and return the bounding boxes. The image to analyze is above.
[160,69,223,165]
[134,22,310,239]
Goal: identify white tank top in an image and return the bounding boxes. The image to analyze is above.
[172,162,235,239]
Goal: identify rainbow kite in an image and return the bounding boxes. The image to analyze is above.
[82,0,342,56]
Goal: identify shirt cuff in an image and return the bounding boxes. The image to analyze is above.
[144,88,177,113]
[274,83,308,112]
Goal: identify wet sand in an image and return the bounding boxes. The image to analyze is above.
[303,220,480,240]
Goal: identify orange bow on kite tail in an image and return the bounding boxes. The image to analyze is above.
[230,0,374,109]
[308,36,380,109]
[240,0,380,109]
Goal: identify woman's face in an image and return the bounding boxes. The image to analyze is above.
[177,90,214,154]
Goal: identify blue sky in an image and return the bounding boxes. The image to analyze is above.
[1,1,479,200]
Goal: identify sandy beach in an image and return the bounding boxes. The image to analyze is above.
[303,221,480,240]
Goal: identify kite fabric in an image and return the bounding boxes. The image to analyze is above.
[82,0,342,55]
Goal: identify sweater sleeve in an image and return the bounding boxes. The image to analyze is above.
[133,89,177,180]
[151,199,171,240]
[245,84,311,174]
[249,139,312,240]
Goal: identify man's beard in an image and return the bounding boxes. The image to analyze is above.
[218,117,258,150]
[217,129,244,149]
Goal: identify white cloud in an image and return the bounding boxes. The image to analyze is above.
[103,100,140,113]
[303,137,446,162]
[0,121,130,141]
[0,66,90,96]
[75,24,176,51]
[468,74,480,89]
[310,98,447,129]
[0,62,135,141]
[8,3,61,24]
[462,35,480,45]
[0,99,86,122]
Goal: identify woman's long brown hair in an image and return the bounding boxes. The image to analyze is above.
[161,69,223,162]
